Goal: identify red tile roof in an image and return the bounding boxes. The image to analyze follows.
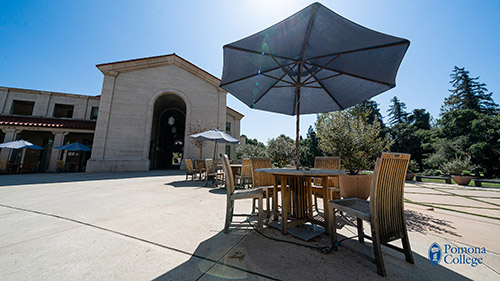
[0,116,96,130]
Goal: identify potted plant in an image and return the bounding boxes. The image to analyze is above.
[441,155,475,186]
[406,160,418,181]
[316,110,393,199]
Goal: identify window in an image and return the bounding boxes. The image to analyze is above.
[226,122,231,132]
[53,103,74,118]
[90,107,99,120]
[11,100,35,116]
[225,145,231,159]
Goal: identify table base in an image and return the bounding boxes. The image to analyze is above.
[268,221,325,241]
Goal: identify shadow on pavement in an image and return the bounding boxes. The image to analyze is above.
[152,224,471,281]
[405,209,461,237]
[0,170,184,186]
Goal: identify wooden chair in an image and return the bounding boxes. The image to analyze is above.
[312,156,341,212]
[236,158,252,187]
[20,161,34,173]
[0,161,6,174]
[221,153,264,233]
[185,159,195,180]
[195,160,205,180]
[329,152,414,277]
[250,157,279,217]
[56,160,65,172]
[205,159,220,186]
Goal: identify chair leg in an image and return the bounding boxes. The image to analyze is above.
[402,234,415,264]
[252,198,256,214]
[314,193,319,213]
[329,205,338,250]
[371,224,386,277]
[258,195,264,232]
[266,190,271,218]
[224,200,234,233]
[357,218,364,244]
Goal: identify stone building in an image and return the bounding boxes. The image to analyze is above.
[0,54,242,172]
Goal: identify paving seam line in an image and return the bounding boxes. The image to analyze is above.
[0,203,280,281]
[444,237,500,276]
[196,221,281,281]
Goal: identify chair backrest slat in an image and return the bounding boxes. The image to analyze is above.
[205,159,216,174]
[185,159,193,173]
[240,158,252,178]
[195,160,204,171]
[370,152,411,241]
[314,156,341,186]
[221,154,234,195]
[250,158,273,187]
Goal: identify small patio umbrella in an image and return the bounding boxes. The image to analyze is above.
[0,140,44,150]
[190,129,240,159]
[54,142,91,151]
[220,2,410,169]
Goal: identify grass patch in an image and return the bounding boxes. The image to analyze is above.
[404,199,500,221]
[416,178,500,189]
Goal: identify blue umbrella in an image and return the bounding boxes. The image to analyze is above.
[0,140,44,149]
[54,142,91,151]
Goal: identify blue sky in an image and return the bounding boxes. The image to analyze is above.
[1,0,499,142]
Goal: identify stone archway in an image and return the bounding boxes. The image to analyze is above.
[149,94,186,169]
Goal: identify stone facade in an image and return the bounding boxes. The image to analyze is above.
[85,54,241,172]
[0,87,99,172]
[1,54,242,173]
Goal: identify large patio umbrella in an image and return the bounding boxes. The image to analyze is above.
[190,129,240,159]
[220,2,410,169]
[0,140,44,150]
[54,142,91,151]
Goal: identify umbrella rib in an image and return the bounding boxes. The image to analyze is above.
[253,72,289,105]
[307,40,410,61]
[260,73,295,85]
[304,61,394,87]
[270,55,297,84]
[303,65,344,109]
[303,73,342,85]
[301,55,341,84]
[223,45,298,62]
[220,62,295,87]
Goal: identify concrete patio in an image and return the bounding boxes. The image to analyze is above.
[0,171,499,280]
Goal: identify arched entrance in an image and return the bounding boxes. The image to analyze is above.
[150,94,186,169]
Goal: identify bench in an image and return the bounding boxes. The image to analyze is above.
[415,175,452,184]
[474,179,500,187]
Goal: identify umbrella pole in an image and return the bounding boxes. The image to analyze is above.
[213,140,217,160]
[295,88,301,170]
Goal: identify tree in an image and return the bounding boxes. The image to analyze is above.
[441,66,498,115]
[189,120,210,159]
[237,135,267,159]
[267,134,295,168]
[300,126,323,167]
[316,109,392,174]
[351,99,385,127]
[387,96,408,126]
[409,109,431,130]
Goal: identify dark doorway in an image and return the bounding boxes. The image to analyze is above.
[150,94,186,169]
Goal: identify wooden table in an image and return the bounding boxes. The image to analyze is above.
[255,168,344,235]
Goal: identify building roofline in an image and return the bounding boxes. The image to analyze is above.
[96,53,226,90]
[226,106,244,118]
[0,86,100,100]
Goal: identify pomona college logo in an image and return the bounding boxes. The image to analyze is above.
[429,242,442,265]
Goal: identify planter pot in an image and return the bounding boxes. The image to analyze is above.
[451,175,472,186]
[406,173,416,181]
[339,174,373,200]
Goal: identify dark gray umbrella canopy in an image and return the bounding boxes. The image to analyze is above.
[220,2,409,168]
[220,2,410,115]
